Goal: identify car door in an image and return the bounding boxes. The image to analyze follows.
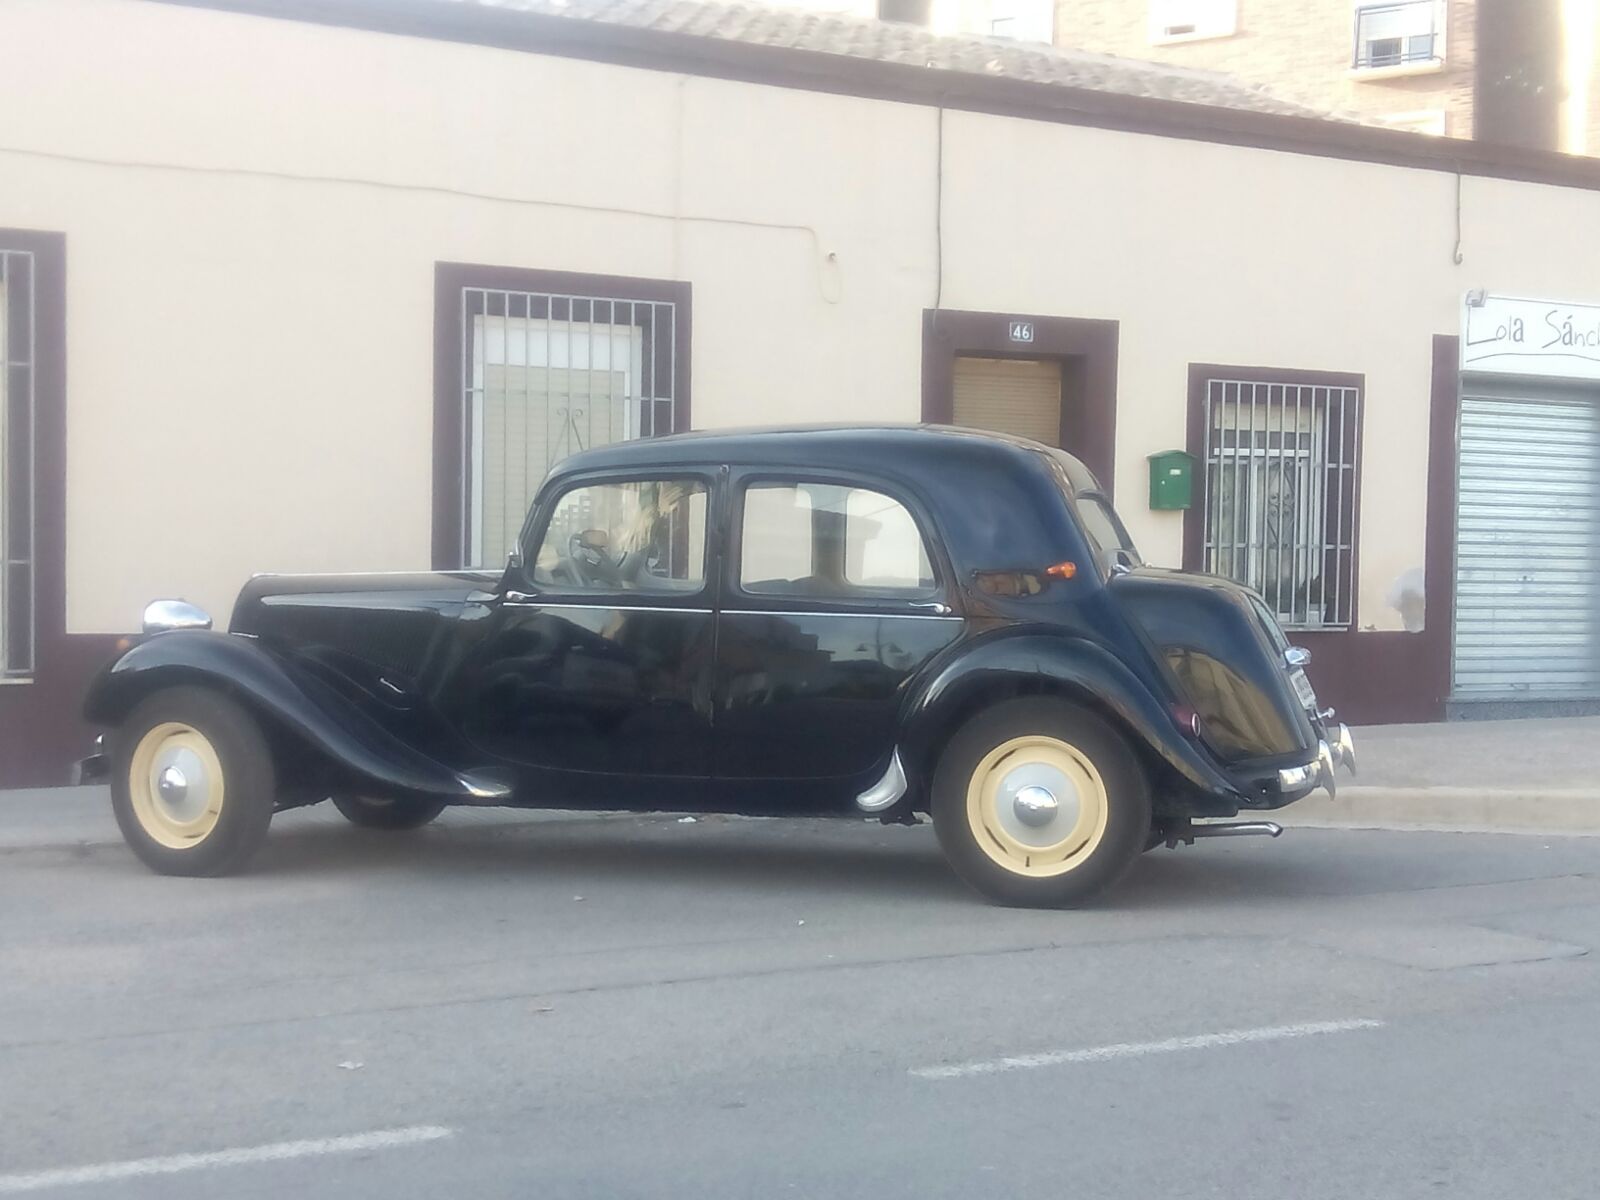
[450,468,719,783]
[713,470,964,787]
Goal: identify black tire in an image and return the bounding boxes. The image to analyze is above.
[109,685,276,877]
[932,697,1151,907]
[331,794,446,831]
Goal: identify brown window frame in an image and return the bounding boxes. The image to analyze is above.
[432,264,692,571]
[1182,363,1366,632]
[0,230,64,682]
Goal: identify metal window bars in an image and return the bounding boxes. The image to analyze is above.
[1201,379,1361,631]
[1,249,35,679]
[459,288,678,570]
[1353,1,1441,69]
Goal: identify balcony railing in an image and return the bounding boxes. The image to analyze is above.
[1352,1,1442,70]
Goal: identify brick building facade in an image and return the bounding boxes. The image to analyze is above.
[1055,0,1599,153]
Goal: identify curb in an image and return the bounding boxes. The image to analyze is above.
[0,805,685,855]
[1275,786,1600,836]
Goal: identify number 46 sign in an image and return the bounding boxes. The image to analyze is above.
[1008,320,1034,344]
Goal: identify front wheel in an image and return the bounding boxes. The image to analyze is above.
[932,698,1151,907]
[331,794,446,831]
[110,686,277,877]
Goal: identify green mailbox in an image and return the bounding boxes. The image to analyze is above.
[1147,449,1195,511]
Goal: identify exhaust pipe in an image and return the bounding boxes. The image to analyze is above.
[1158,819,1283,848]
[1190,821,1282,839]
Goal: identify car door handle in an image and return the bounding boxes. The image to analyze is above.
[505,590,540,605]
[909,601,952,615]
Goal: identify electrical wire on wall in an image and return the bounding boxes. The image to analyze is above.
[0,142,844,302]
[934,104,945,314]
[1453,166,1465,266]
[928,103,946,347]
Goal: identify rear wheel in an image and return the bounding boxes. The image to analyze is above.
[110,686,276,877]
[932,698,1150,907]
[332,794,446,831]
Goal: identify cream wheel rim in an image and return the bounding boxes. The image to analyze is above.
[128,722,225,849]
[965,734,1109,878]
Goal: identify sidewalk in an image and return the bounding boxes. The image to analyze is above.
[0,787,647,853]
[3,717,1598,849]
[1282,716,1600,834]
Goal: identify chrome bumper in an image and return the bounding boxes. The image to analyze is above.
[71,735,108,786]
[1277,722,1355,797]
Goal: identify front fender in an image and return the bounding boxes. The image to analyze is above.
[83,632,508,802]
[899,631,1246,804]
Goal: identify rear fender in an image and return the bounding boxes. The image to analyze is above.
[83,632,508,802]
[899,631,1246,804]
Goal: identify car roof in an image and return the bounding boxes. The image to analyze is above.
[548,425,1102,574]
[554,423,1092,484]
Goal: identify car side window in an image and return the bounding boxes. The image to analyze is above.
[739,482,935,601]
[531,478,709,594]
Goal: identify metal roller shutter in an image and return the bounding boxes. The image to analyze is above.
[1454,386,1600,698]
[952,356,1062,446]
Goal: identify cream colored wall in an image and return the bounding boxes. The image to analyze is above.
[3,0,1600,637]
[0,0,931,632]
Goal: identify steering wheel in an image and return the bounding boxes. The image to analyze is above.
[568,530,623,587]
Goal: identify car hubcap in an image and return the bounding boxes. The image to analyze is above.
[965,734,1109,878]
[128,722,225,849]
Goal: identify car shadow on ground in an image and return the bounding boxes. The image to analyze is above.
[218,813,1342,909]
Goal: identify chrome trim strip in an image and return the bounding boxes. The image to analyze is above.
[722,609,962,621]
[457,773,513,801]
[249,570,501,580]
[856,749,907,813]
[499,602,960,619]
[502,601,715,614]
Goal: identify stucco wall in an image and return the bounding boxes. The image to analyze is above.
[3,0,1600,640]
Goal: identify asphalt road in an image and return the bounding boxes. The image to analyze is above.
[2,802,1598,1199]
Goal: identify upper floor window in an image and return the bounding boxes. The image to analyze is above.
[1198,375,1363,631]
[986,0,1054,44]
[1149,0,1237,43]
[1,246,35,680]
[877,0,931,25]
[1353,1,1446,71]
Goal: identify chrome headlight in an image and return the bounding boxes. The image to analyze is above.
[142,599,212,634]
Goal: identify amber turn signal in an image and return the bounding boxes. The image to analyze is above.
[1044,561,1077,579]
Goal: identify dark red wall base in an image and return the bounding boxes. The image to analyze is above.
[1294,629,1448,727]
[0,635,120,788]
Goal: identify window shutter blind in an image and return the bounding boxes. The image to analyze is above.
[952,356,1063,447]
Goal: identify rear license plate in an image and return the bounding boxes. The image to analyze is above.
[1290,668,1318,710]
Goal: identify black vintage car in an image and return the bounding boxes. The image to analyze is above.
[77,426,1353,906]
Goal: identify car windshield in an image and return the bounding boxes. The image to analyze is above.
[1042,450,1141,572]
[1076,492,1142,571]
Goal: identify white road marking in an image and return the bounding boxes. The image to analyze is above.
[0,1125,454,1194]
[911,1018,1384,1080]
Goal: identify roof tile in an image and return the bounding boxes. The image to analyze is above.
[443,0,1327,118]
